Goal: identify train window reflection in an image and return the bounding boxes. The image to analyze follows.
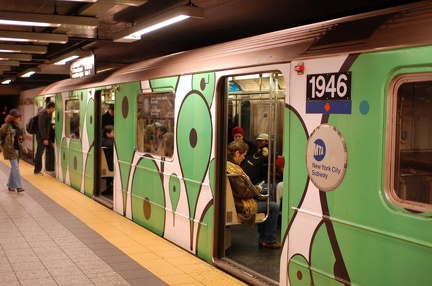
[393,79,432,211]
[136,92,175,158]
[65,99,80,139]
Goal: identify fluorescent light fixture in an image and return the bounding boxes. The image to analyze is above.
[0,31,68,44]
[2,78,12,84]
[20,68,40,78]
[0,11,98,29]
[21,71,35,77]
[0,44,47,54]
[0,53,32,61]
[51,50,92,65]
[113,5,204,43]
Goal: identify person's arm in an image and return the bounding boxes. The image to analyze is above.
[228,175,260,199]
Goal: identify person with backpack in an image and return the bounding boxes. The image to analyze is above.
[34,101,55,175]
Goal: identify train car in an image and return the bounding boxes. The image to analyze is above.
[33,1,432,285]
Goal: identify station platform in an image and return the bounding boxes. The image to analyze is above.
[0,157,245,286]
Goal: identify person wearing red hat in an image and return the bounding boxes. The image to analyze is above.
[231,126,257,156]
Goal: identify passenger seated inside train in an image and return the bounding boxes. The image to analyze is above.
[231,126,257,156]
[241,133,283,201]
[226,140,281,249]
[102,125,114,193]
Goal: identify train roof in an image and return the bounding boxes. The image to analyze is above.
[40,0,432,95]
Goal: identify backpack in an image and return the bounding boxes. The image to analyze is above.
[26,115,39,134]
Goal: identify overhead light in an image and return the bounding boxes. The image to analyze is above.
[0,31,68,44]
[113,4,204,43]
[0,44,47,54]
[0,11,98,29]
[51,50,92,65]
[20,68,40,78]
[0,53,32,61]
[1,78,13,84]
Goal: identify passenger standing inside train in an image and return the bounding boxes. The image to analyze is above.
[102,125,114,193]
[34,102,55,175]
[102,104,114,130]
[231,126,257,156]
[226,140,281,249]
[0,109,26,192]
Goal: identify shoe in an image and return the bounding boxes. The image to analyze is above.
[34,172,43,176]
[8,188,15,192]
[45,171,55,176]
[259,240,281,249]
[17,188,25,192]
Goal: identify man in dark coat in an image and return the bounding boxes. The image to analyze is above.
[34,102,55,175]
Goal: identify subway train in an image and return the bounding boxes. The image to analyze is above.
[21,1,432,285]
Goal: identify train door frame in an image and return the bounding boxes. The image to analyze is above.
[214,71,285,285]
[93,89,113,208]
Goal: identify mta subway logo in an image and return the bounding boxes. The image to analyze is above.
[313,139,326,161]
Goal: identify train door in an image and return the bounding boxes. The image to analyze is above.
[216,71,285,284]
[93,89,114,208]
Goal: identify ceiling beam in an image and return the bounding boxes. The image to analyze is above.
[0,30,68,44]
[0,10,98,29]
[0,53,32,61]
[0,44,47,54]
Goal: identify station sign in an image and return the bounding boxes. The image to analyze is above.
[70,55,95,79]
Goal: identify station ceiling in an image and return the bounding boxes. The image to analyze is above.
[0,0,424,92]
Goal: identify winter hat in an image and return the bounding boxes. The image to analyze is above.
[232,126,244,137]
[9,109,21,117]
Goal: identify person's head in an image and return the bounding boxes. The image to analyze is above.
[256,133,269,147]
[46,102,55,114]
[232,126,244,141]
[227,140,249,165]
[156,126,167,136]
[103,125,114,138]
[108,104,114,116]
[8,109,21,122]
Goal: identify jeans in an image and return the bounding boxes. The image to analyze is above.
[34,137,54,173]
[8,150,22,189]
[257,199,279,243]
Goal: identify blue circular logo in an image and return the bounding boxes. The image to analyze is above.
[313,139,326,161]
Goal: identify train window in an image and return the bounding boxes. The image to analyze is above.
[136,92,175,158]
[388,76,432,212]
[65,99,80,139]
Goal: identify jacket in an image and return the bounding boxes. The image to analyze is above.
[0,122,25,160]
[227,159,259,226]
[37,109,52,140]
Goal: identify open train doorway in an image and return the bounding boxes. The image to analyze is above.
[93,89,115,208]
[216,72,285,284]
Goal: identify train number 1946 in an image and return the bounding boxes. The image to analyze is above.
[307,72,351,101]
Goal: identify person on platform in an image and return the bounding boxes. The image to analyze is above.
[0,109,26,192]
[34,102,55,175]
